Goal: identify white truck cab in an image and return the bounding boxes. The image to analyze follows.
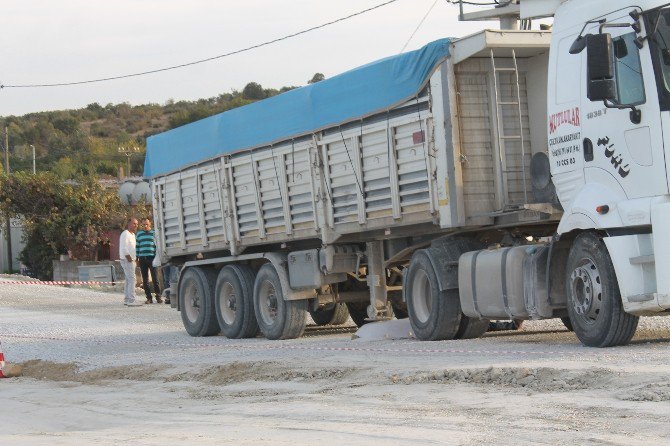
[452,0,670,347]
[545,1,670,319]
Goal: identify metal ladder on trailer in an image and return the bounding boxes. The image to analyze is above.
[490,49,528,209]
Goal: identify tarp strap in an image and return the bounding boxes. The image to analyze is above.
[338,126,365,198]
[269,144,286,226]
[385,111,392,169]
[290,139,296,183]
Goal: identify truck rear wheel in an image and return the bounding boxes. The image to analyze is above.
[566,233,639,347]
[179,267,219,337]
[215,265,259,339]
[346,302,369,327]
[389,291,408,319]
[309,303,350,326]
[406,251,461,341]
[253,263,307,340]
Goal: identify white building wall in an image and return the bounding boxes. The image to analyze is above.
[0,219,25,272]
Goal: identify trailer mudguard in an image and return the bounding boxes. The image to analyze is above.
[263,253,316,302]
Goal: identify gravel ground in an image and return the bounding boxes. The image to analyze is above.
[1,277,670,445]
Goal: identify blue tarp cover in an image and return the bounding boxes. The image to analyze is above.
[144,38,451,178]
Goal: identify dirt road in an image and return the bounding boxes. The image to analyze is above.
[1,278,670,445]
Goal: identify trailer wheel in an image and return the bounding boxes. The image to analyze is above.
[309,303,350,326]
[454,313,489,339]
[345,302,369,327]
[179,267,219,337]
[566,233,639,347]
[215,265,259,339]
[253,263,307,340]
[406,251,461,341]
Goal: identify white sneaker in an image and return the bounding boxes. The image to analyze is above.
[124,301,143,307]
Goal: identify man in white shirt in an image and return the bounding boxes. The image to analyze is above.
[119,217,141,306]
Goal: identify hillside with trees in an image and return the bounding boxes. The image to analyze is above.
[0,74,324,178]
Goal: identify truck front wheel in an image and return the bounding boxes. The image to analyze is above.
[454,315,489,339]
[215,265,259,339]
[565,233,639,347]
[253,263,307,340]
[179,267,219,337]
[405,251,461,341]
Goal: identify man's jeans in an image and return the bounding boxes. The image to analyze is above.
[120,259,136,304]
[138,257,161,299]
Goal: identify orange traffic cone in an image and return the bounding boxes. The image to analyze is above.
[0,342,22,378]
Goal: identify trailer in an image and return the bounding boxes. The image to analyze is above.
[145,0,670,346]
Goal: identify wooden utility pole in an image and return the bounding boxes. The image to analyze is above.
[4,126,12,273]
[3,126,7,171]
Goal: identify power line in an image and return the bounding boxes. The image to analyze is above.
[0,0,402,90]
[400,0,440,53]
[444,0,509,6]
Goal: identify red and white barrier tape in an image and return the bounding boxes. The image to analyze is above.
[0,342,6,378]
[0,281,117,285]
[0,333,591,357]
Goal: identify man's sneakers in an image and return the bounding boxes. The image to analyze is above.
[155,296,163,304]
[124,301,143,307]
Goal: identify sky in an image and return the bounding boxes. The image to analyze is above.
[0,0,520,117]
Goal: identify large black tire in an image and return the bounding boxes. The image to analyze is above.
[179,267,219,337]
[389,291,409,319]
[346,302,369,327]
[309,303,350,326]
[561,316,574,332]
[253,263,307,340]
[214,264,259,339]
[455,312,490,339]
[405,251,462,341]
[565,233,639,347]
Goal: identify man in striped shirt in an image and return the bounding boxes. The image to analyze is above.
[136,218,162,304]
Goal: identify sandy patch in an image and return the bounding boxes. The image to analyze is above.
[18,359,166,383]
[390,366,614,392]
[166,361,361,385]
[617,382,670,402]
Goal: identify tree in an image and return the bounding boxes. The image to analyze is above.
[0,172,128,279]
[308,73,325,84]
[3,78,302,175]
[242,82,265,100]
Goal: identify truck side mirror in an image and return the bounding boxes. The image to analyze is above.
[586,33,617,102]
[569,35,588,54]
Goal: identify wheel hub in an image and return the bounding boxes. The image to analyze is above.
[190,295,200,308]
[266,293,278,318]
[410,269,432,324]
[570,260,602,322]
[227,294,237,311]
[184,282,200,323]
[219,282,237,325]
[258,279,280,326]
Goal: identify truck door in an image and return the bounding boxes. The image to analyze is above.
[581,26,668,199]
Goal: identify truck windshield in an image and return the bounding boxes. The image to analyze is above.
[648,7,670,98]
